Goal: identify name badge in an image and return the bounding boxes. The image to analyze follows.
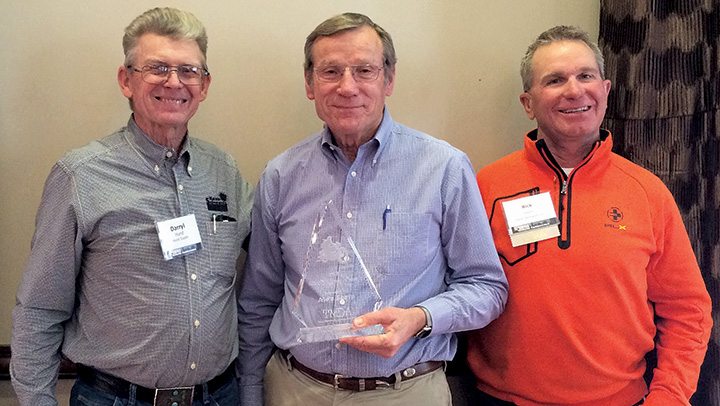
[501,192,560,247]
[156,214,203,260]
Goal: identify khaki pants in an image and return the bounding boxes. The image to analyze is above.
[264,351,452,406]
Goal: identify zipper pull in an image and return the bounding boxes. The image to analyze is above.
[560,180,568,195]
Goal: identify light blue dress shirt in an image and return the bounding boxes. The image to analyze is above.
[238,109,507,405]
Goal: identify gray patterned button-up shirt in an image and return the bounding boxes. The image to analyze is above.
[11,117,252,406]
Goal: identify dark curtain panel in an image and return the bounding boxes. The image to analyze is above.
[599,1,719,405]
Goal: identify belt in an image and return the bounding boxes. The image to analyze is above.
[281,350,444,391]
[76,363,234,404]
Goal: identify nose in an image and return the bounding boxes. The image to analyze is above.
[164,69,183,87]
[336,67,359,95]
[563,78,583,98]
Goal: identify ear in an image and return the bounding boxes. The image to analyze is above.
[603,78,611,95]
[519,91,535,120]
[304,72,315,100]
[198,73,212,101]
[117,65,133,99]
[384,66,396,97]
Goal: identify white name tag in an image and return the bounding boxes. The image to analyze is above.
[501,192,560,247]
[156,214,203,260]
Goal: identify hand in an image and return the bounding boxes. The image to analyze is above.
[338,306,427,358]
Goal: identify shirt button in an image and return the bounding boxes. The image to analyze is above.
[194,319,200,328]
[188,166,193,172]
[166,151,173,158]
[350,171,357,177]
[346,212,352,219]
[190,362,196,370]
[154,165,160,173]
[178,184,184,191]
[191,273,197,281]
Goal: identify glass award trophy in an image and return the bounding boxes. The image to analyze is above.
[292,200,384,344]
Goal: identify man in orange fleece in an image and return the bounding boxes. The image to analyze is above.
[466,25,712,406]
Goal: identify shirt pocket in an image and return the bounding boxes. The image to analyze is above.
[489,188,542,266]
[202,220,242,279]
[376,212,434,275]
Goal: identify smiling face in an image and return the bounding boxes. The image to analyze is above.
[118,33,210,143]
[305,25,394,147]
[520,40,611,148]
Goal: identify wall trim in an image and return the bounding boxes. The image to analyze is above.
[0,346,77,380]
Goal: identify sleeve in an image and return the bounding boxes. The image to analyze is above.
[420,153,508,335]
[11,163,84,406]
[236,167,285,406]
[233,164,254,244]
[644,187,712,406]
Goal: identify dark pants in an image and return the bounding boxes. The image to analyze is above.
[471,389,516,406]
[69,374,239,406]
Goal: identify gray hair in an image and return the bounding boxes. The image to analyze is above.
[123,7,208,68]
[304,12,397,83]
[520,25,605,91]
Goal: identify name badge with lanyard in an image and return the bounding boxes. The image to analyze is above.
[156,214,203,260]
[501,191,560,247]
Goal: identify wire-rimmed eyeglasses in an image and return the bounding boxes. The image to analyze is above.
[314,64,383,83]
[127,64,210,86]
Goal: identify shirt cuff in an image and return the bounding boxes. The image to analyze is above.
[643,389,685,406]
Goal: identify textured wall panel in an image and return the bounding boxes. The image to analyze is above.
[600,1,719,404]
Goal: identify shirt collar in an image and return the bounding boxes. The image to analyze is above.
[525,128,613,172]
[320,107,394,165]
[124,116,195,177]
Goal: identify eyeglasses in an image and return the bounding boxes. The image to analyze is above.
[127,64,210,86]
[314,64,383,83]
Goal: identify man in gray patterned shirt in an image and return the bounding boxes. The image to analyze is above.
[10,7,252,406]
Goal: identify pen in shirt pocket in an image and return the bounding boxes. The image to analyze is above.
[382,205,391,230]
[212,213,236,233]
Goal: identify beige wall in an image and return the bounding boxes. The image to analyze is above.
[0,1,599,344]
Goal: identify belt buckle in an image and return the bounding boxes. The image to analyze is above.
[153,386,194,406]
[333,374,345,390]
[374,379,391,390]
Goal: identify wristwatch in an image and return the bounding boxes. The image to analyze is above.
[414,306,433,339]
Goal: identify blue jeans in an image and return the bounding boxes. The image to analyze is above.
[69,376,239,406]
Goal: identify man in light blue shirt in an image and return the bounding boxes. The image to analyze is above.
[237,12,508,406]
